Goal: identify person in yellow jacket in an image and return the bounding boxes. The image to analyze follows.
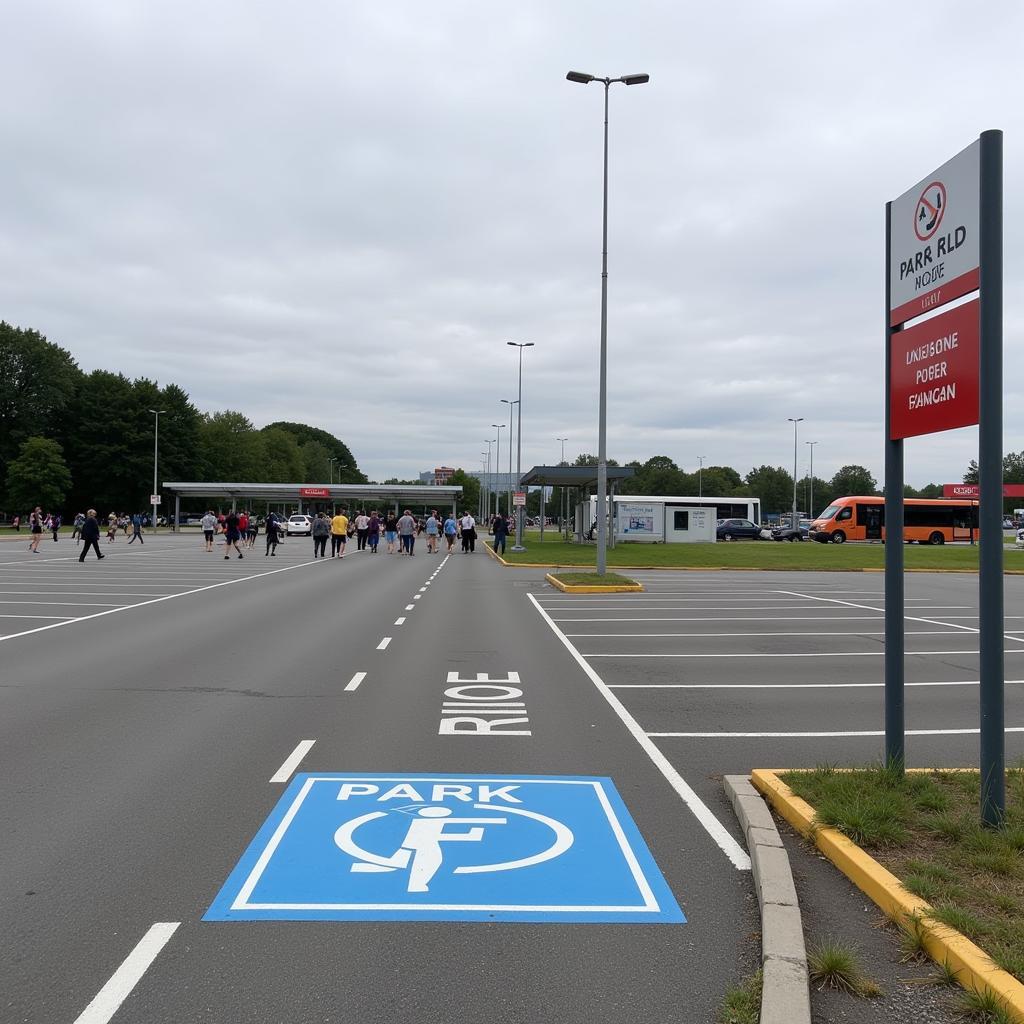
[330,508,349,558]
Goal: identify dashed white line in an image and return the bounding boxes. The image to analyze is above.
[413,595,421,600]
[377,637,392,650]
[394,617,406,626]
[72,921,180,1024]
[270,740,316,783]
[405,604,414,611]
[345,672,367,692]
[527,592,750,871]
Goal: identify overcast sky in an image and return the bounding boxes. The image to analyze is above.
[3,2,1022,490]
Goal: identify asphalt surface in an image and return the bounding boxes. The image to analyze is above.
[5,536,1021,1023]
[1,534,755,1024]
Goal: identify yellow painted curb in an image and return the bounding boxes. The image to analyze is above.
[544,573,643,594]
[751,769,1024,1022]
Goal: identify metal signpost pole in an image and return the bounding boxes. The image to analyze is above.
[149,409,164,534]
[698,455,706,499]
[557,437,568,539]
[508,402,516,529]
[508,342,534,551]
[978,129,1004,826]
[884,201,905,774]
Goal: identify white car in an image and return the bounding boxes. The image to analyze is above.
[285,514,313,536]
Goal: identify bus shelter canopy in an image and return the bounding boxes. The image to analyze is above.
[517,466,635,488]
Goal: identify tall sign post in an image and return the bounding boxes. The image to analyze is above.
[886,131,1003,825]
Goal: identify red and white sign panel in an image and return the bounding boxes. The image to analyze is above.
[513,491,526,507]
[889,140,980,326]
[890,299,979,440]
[943,483,1024,499]
[299,487,330,498]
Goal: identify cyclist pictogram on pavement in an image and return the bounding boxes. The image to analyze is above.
[205,773,685,923]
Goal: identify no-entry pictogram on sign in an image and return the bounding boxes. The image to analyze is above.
[914,181,946,241]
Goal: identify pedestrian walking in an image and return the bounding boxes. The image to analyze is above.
[106,514,117,543]
[238,510,250,546]
[491,512,509,556]
[460,512,476,553]
[223,510,244,559]
[50,513,61,542]
[367,510,381,553]
[425,510,439,553]
[71,512,85,544]
[12,514,20,532]
[265,515,281,556]
[128,512,144,543]
[384,511,399,553]
[443,513,458,552]
[355,510,370,551]
[29,507,44,553]
[201,510,217,552]
[398,508,417,555]
[312,512,330,558]
[247,516,258,548]
[330,508,349,558]
[78,509,104,562]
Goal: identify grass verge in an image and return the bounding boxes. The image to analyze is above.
[498,532,1022,572]
[717,969,762,1024]
[780,765,1024,988]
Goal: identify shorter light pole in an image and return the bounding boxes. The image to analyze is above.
[697,455,707,499]
[485,438,494,521]
[557,436,569,537]
[328,457,338,483]
[501,398,518,523]
[480,453,488,519]
[492,424,505,516]
[507,341,534,551]
[788,417,804,529]
[805,441,818,517]
[149,409,165,533]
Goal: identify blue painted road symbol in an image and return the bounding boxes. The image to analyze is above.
[205,773,685,923]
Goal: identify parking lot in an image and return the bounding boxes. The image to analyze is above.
[0,534,319,641]
[531,571,1024,780]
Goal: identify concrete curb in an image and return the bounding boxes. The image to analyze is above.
[752,769,1024,1023]
[725,775,811,1024]
[544,572,643,594]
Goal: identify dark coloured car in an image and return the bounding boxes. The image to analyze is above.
[716,518,762,541]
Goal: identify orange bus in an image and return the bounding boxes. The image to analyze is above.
[809,495,978,545]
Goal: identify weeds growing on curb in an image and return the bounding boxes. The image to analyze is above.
[954,985,1015,1022]
[807,937,883,997]
[780,765,1024,989]
[547,571,640,587]
[717,969,761,1024]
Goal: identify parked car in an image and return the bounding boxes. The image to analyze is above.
[771,525,805,542]
[1003,518,1014,530]
[716,518,763,541]
[285,514,313,536]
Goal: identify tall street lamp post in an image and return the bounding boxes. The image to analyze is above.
[492,424,505,517]
[484,439,494,522]
[788,417,804,529]
[697,455,707,499]
[328,456,338,484]
[480,453,489,519]
[507,341,534,551]
[566,69,649,575]
[805,441,818,518]
[149,409,165,534]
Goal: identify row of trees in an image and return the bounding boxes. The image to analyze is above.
[1,322,365,516]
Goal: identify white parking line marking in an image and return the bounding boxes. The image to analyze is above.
[527,593,750,871]
[611,679,1024,689]
[270,740,316,783]
[345,672,367,692]
[394,617,406,625]
[72,921,180,1024]
[0,613,76,619]
[0,558,325,644]
[419,587,427,592]
[777,589,1024,644]
[649,727,1024,739]
[584,649,1024,658]
[413,595,421,600]
[405,604,415,610]
[377,637,392,650]
[566,629,965,639]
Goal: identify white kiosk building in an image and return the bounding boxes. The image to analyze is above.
[586,494,761,544]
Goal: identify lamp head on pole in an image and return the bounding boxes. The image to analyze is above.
[619,73,650,85]
[566,71,595,84]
